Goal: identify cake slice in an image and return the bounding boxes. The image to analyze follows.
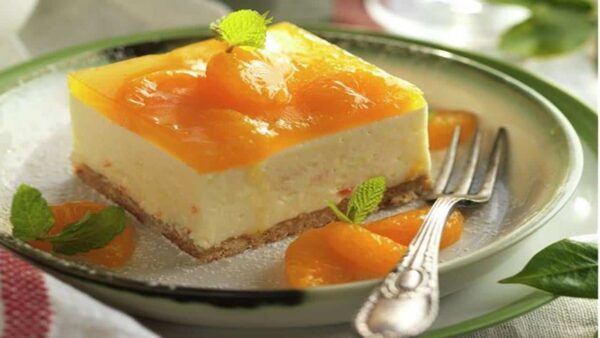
[68,23,431,262]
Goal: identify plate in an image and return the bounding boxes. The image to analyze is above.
[0,26,592,333]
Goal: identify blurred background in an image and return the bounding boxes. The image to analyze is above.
[0,0,597,106]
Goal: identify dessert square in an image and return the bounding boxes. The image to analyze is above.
[68,23,431,262]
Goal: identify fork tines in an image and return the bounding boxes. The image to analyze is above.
[429,126,507,202]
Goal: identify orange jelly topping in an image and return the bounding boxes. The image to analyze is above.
[69,23,425,173]
[285,206,463,288]
[28,202,135,268]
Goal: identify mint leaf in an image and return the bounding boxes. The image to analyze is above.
[10,184,54,241]
[346,176,387,224]
[499,5,595,57]
[327,201,353,224]
[47,206,127,255]
[10,184,128,255]
[210,10,272,51]
[499,238,598,298]
[488,0,595,11]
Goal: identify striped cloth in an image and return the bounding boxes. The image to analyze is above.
[0,249,157,338]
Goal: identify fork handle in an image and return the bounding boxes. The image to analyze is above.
[355,197,460,338]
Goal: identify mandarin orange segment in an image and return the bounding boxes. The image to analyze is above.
[324,222,407,278]
[206,49,292,117]
[293,70,424,136]
[366,207,464,249]
[285,227,356,288]
[428,110,477,150]
[296,71,380,126]
[28,202,135,268]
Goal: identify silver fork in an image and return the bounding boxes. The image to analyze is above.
[354,126,508,338]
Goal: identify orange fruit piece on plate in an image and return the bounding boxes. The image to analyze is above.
[285,221,408,288]
[285,227,357,288]
[284,207,465,287]
[324,222,407,278]
[28,201,135,268]
[367,206,464,249]
[428,109,477,150]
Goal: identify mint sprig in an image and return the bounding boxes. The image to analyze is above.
[210,10,272,52]
[328,176,387,224]
[10,185,55,241]
[10,184,127,255]
[45,207,127,255]
[327,201,353,224]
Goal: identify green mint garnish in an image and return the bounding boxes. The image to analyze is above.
[328,176,387,224]
[45,207,127,255]
[10,184,55,241]
[327,201,352,224]
[10,184,127,255]
[210,9,272,52]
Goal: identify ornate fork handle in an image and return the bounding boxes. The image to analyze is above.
[355,196,461,338]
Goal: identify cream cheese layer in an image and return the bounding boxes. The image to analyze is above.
[71,96,430,248]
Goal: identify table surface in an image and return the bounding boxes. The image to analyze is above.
[0,1,596,337]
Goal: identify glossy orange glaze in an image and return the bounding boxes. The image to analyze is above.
[28,202,135,268]
[69,23,425,173]
[428,109,477,150]
[285,207,464,287]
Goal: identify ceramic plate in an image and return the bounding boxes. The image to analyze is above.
[0,26,593,334]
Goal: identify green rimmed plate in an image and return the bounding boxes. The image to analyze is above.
[0,26,594,336]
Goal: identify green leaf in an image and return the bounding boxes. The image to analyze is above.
[327,201,353,223]
[10,184,55,241]
[488,0,595,11]
[47,206,127,255]
[499,239,598,298]
[499,5,596,57]
[346,176,386,224]
[210,10,272,51]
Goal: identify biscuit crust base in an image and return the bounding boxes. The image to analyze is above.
[75,164,431,263]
